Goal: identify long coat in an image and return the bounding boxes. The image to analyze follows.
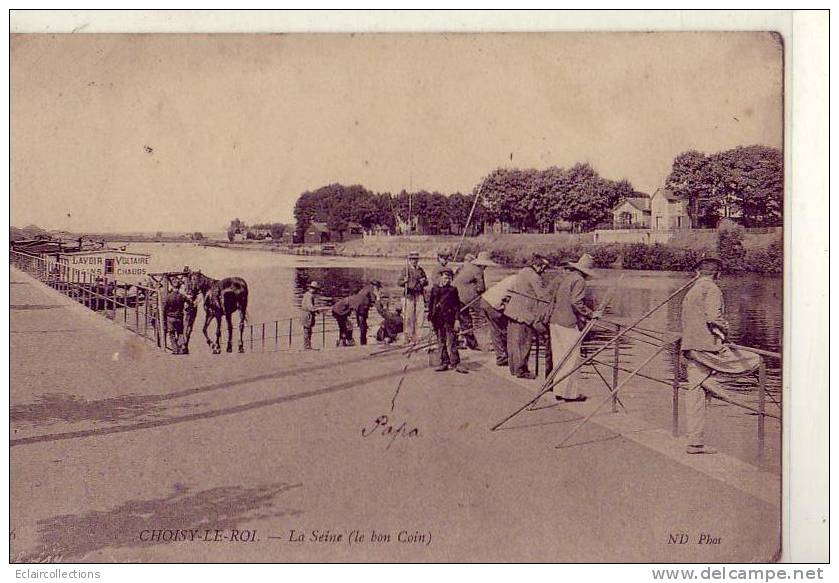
[452,262,486,306]
[503,266,549,326]
[548,270,593,330]
[680,276,728,352]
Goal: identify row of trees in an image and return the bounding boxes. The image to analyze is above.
[479,163,635,232]
[286,145,783,239]
[665,145,783,227]
[293,184,483,239]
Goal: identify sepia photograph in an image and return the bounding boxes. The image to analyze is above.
[6,10,828,569]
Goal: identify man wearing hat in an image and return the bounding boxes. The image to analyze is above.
[548,253,600,402]
[397,252,428,344]
[428,266,467,373]
[301,281,321,350]
[453,251,497,350]
[503,254,552,379]
[428,248,453,288]
[680,253,760,455]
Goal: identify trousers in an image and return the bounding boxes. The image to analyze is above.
[507,320,533,377]
[457,306,479,349]
[683,355,724,445]
[479,299,508,365]
[434,322,460,367]
[402,294,424,343]
[550,323,582,399]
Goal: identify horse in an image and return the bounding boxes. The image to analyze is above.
[189,271,249,354]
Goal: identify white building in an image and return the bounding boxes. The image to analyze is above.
[650,188,691,230]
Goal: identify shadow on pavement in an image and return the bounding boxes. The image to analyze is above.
[12,481,302,563]
[11,361,426,447]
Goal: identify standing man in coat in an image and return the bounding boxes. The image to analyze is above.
[428,267,468,374]
[503,254,551,379]
[163,280,193,355]
[453,251,497,350]
[397,252,428,344]
[680,254,760,455]
[548,253,600,402]
[301,281,321,350]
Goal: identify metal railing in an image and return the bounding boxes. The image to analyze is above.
[11,249,161,347]
[519,314,780,459]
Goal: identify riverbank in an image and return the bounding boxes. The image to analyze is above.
[10,268,780,562]
[198,230,783,275]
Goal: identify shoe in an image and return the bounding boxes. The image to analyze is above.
[454,366,469,374]
[496,360,509,367]
[563,395,588,403]
[516,372,536,380]
[686,445,718,455]
[554,395,565,402]
[434,365,450,372]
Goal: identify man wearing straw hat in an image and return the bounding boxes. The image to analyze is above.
[548,253,601,402]
[503,253,551,379]
[397,252,428,344]
[453,251,497,350]
[300,281,321,350]
[680,254,761,455]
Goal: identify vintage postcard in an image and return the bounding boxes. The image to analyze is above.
[7,11,828,568]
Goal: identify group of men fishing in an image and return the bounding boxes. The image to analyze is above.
[300,247,756,456]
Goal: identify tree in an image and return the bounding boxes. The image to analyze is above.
[666,146,783,227]
[192,232,204,240]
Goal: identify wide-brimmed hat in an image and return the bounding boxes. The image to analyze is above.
[308,281,321,290]
[563,253,597,278]
[463,253,476,263]
[436,248,452,259]
[472,251,498,267]
[407,251,420,259]
[438,267,454,277]
[694,253,724,270]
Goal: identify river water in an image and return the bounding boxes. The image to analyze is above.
[128,242,783,470]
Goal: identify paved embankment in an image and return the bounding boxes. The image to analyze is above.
[10,268,780,562]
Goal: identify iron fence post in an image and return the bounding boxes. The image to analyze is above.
[671,339,681,437]
[612,324,620,413]
[288,318,293,346]
[758,359,767,461]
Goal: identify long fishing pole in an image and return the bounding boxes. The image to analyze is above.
[492,275,699,431]
[453,177,487,262]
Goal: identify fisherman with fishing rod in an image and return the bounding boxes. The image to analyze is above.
[396,251,428,345]
[546,253,603,403]
[452,251,497,350]
[680,253,761,455]
[503,253,552,379]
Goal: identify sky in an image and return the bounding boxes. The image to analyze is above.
[10,32,783,233]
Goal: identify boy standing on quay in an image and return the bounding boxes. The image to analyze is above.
[428,267,468,374]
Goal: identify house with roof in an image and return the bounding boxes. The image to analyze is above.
[303,222,331,245]
[650,188,691,230]
[612,195,651,228]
